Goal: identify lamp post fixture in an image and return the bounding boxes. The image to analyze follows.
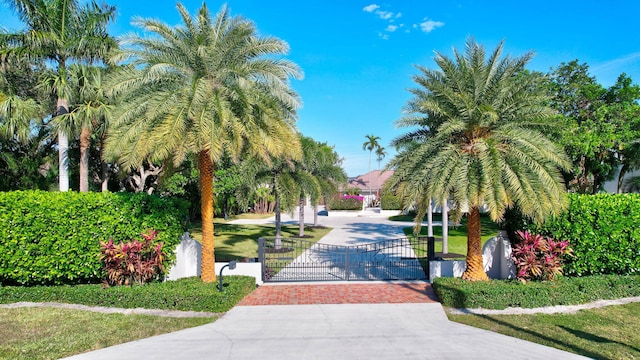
[218,260,237,291]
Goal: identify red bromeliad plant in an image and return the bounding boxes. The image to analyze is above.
[511,230,573,282]
[100,230,167,286]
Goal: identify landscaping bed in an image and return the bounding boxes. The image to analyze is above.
[433,275,640,310]
[0,276,255,313]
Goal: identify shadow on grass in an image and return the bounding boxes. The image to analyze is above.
[558,325,640,355]
[469,315,605,359]
[213,223,327,261]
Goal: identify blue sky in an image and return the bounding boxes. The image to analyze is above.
[2,1,639,176]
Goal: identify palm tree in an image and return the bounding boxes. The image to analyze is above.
[104,3,302,282]
[375,146,386,202]
[362,134,381,206]
[388,38,570,281]
[54,64,112,192]
[294,136,347,236]
[2,0,116,192]
[311,142,347,227]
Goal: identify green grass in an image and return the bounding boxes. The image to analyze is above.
[449,303,640,360]
[189,220,333,261]
[218,212,275,221]
[395,213,500,258]
[0,307,212,360]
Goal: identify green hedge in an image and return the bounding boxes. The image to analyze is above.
[0,276,255,313]
[527,193,640,276]
[381,194,402,210]
[0,190,187,286]
[433,275,640,309]
[326,195,362,210]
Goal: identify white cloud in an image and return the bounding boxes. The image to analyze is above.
[385,25,398,32]
[376,10,393,20]
[419,18,445,33]
[396,12,402,19]
[378,32,389,40]
[363,4,379,12]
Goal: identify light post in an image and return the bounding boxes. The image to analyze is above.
[218,260,237,291]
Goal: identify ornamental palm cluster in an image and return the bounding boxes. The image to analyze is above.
[387,38,571,281]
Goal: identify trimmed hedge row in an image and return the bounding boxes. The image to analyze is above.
[433,275,640,309]
[528,193,640,276]
[0,276,255,313]
[381,194,402,210]
[326,195,362,210]
[0,190,187,286]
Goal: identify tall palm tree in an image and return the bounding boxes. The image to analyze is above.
[362,134,381,205]
[311,141,347,227]
[2,0,116,192]
[388,38,570,281]
[294,136,347,236]
[104,3,302,282]
[54,64,112,192]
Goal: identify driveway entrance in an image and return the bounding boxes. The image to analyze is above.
[258,236,430,282]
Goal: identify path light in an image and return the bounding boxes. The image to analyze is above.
[218,260,237,292]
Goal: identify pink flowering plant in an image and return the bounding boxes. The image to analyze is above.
[511,230,573,282]
[100,229,167,286]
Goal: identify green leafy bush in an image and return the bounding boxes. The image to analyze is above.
[381,193,402,210]
[327,194,362,210]
[527,193,640,276]
[0,191,187,286]
[0,276,255,313]
[433,275,640,309]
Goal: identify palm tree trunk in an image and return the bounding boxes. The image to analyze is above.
[199,150,216,282]
[101,162,109,192]
[314,204,319,227]
[617,163,629,194]
[461,206,488,281]
[79,126,91,192]
[298,196,305,237]
[57,98,70,192]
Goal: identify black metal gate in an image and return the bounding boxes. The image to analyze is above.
[258,236,432,282]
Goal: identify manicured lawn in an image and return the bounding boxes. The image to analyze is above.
[0,307,212,360]
[189,219,333,261]
[393,213,500,258]
[449,302,640,360]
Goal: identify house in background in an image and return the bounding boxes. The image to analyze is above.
[344,170,394,207]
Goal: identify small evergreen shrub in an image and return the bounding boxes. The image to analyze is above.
[327,194,363,210]
[0,190,187,285]
[511,231,573,282]
[380,193,402,210]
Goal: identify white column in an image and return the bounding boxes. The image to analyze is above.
[427,199,433,237]
[442,200,449,254]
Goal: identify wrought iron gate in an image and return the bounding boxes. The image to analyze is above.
[258,236,431,282]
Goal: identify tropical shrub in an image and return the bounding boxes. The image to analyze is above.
[381,193,402,210]
[100,230,167,286]
[327,194,363,210]
[511,231,573,282]
[344,187,361,195]
[527,193,640,276]
[0,190,187,285]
